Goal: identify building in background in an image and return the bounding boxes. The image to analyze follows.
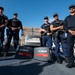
[20,26,41,46]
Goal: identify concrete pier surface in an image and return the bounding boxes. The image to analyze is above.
[0,52,75,75]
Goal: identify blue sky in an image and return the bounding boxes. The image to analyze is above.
[0,0,75,28]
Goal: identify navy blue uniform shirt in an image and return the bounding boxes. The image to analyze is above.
[64,15,75,31]
[0,15,8,30]
[41,23,51,35]
[7,18,23,32]
[51,20,63,32]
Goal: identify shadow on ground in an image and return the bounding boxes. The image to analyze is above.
[0,60,53,75]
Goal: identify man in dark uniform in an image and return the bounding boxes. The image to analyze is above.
[39,16,52,48]
[4,13,23,56]
[0,6,8,55]
[50,13,67,63]
[64,5,75,68]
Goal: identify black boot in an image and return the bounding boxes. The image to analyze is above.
[0,47,3,56]
[66,56,75,68]
[64,57,68,63]
[57,56,62,64]
[3,48,8,57]
[66,63,75,68]
[3,51,9,57]
[0,52,2,56]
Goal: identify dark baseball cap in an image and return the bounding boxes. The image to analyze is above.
[0,6,4,10]
[44,16,49,20]
[69,4,75,9]
[53,13,58,17]
[13,13,18,16]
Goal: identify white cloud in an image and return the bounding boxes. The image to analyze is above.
[49,17,54,22]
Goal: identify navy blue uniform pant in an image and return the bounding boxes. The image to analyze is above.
[67,32,75,64]
[0,30,4,52]
[54,33,68,57]
[41,35,52,48]
[5,31,19,51]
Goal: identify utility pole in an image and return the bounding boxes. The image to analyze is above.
[32,28,34,35]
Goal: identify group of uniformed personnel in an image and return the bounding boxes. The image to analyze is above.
[40,4,75,68]
[0,4,75,68]
[0,6,23,57]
